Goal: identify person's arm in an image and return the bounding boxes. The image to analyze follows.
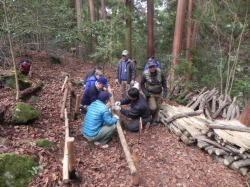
[121,105,142,119]
[140,74,147,94]
[131,60,136,81]
[103,108,118,125]
[120,96,131,105]
[157,61,161,69]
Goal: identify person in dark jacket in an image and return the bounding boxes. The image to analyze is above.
[83,65,103,88]
[115,50,136,98]
[80,77,108,113]
[144,55,161,70]
[141,60,167,126]
[114,87,151,132]
[83,91,119,148]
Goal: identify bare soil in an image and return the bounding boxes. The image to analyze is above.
[0,51,249,187]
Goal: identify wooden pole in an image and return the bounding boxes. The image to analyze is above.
[73,94,80,120]
[63,108,70,183]
[61,76,69,92]
[138,117,142,144]
[67,137,76,179]
[61,86,69,119]
[165,110,203,124]
[207,122,250,133]
[132,149,140,185]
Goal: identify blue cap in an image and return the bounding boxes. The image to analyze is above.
[147,60,157,67]
[98,91,112,102]
[97,77,108,88]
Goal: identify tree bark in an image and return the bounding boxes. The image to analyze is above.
[168,0,187,83]
[125,0,132,57]
[147,0,154,56]
[101,0,107,25]
[239,99,250,127]
[88,0,97,52]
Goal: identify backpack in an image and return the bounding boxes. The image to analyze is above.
[18,59,32,75]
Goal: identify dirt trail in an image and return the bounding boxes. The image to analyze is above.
[0,51,248,186]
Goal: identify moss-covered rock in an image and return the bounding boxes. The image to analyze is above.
[5,71,31,90]
[11,102,40,124]
[35,139,55,148]
[0,153,38,187]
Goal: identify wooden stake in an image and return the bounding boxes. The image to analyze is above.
[61,86,69,119]
[61,75,69,92]
[132,149,140,186]
[73,94,80,120]
[67,137,76,179]
[138,117,142,144]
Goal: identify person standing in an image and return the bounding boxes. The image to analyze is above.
[115,50,136,98]
[82,91,119,148]
[140,60,167,126]
[144,55,161,70]
[114,87,151,132]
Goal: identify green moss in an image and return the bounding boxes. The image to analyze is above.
[0,153,38,187]
[73,78,83,86]
[29,96,40,104]
[5,71,31,90]
[35,139,55,148]
[11,102,40,124]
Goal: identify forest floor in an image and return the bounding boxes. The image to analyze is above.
[0,50,249,187]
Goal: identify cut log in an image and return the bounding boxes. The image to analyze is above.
[212,102,230,119]
[231,159,250,169]
[20,82,44,99]
[207,122,250,133]
[207,132,214,138]
[235,105,240,119]
[132,149,140,186]
[165,110,203,124]
[172,121,186,132]
[215,149,228,156]
[73,94,80,120]
[207,147,217,155]
[212,95,217,113]
[190,91,209,110]
[212,155,225,164]
[204,108,212,120]
[169,123,182,137]
[183,130,191,137]
[183,92,195,101]
[238,167,248,176]
[67,137,76,179]
[180,134,189,144]
[224,156,235,165]
[197,140,210,149]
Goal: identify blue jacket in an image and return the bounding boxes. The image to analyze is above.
[144,61,161,70]
[85,75,97,91]
[82,100,118,137]
[81,84,101,106]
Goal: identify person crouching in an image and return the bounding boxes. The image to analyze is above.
[82,91,119,148]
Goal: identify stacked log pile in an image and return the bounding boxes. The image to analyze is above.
[159,103,250,176]
[171,87,241,120]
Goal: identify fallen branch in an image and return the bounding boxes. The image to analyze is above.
[165,110,203,124]
[207,123,250,133]
[20,82,44,99]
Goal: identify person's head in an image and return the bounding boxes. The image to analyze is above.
[147,60,157,72]
[148,55,155,60]
[98,91,112,103]
[128,87,139,100]
[96,77,108,89]
[122,50,129,61]
[94,71,103,79]
[94,65,103,71]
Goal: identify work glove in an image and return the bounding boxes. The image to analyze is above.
[144,91,150,98]
[133,82,139,90]
[113,114,119,120]
[113,105,121,111]
[115,101,121,106]
[83,84,86,88]
[130,80,135,86]
[163,91,168,98]
[115,79,119,84]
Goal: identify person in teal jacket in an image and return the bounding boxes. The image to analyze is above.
[82,91,119,148]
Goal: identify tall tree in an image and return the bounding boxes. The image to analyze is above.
[101,0,107,25]
[184,0,193,91]
[125,0,132,57]
[239,99,250,127]
[168,0,187,83]
[147,0,154,56]
[88,0,97,52]
[75,0,85,58]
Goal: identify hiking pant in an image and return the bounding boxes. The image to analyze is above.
[120,80,131,98]
[83,124,116,145]
[127,116,151,132]
[148,92,162,122]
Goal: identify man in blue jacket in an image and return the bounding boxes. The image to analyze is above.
[85,70,103,91]
[144,55,161,70]
[82,91,119,148]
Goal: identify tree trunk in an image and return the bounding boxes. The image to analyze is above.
[239,99,250,127]
[75,0,85,58]
[147,0,154,56]
[168,0,187,84]
[88,0,97,52]
[101,0,107,25]
[3,0,20,100]
[125,0,132,57]
[185,0,193,91]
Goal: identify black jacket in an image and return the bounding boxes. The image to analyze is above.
[81,84,101,105]
[120,93,151,119]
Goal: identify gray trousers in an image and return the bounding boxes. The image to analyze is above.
[127,116,151,132]
[84,124,116,145]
